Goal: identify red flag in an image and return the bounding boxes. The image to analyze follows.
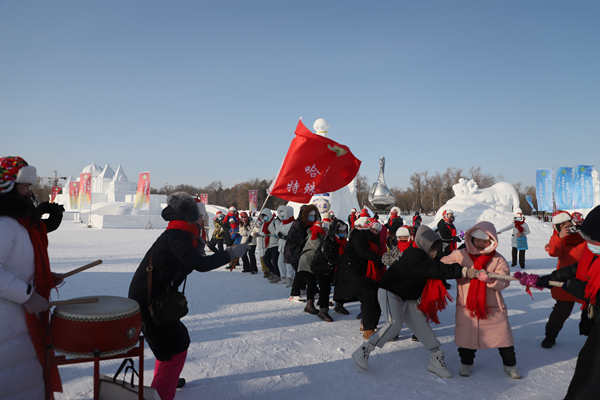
[269,120,361,203]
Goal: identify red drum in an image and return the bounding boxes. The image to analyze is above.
[50,295,142,357]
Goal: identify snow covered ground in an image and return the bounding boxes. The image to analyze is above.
[48,215,583,400]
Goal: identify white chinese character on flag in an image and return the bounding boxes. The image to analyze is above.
[304,164,321,178]
[304,182,316,195]
[287,180,299,194]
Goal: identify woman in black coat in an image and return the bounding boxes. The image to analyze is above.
[333,219,382,339]
[128,192,247,400]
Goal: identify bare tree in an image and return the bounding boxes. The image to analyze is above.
[410,171,429,213]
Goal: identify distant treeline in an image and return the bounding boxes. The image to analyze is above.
[32,166,538,216]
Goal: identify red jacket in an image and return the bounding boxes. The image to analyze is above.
[547,231,586,302]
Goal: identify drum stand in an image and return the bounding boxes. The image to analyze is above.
[45,336,145,400]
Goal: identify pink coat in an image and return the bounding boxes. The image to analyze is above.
[441,221,514,350]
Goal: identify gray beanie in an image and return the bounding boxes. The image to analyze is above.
[166,192,200,222]
[415,225,441,254]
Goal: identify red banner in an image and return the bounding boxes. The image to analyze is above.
[68,182,79,209]
[249,190,258,212]
[78,173,92,209]
[50,186,62,203]
[268,120,361,203]
[134,172,151,210]
[200,194,208,204]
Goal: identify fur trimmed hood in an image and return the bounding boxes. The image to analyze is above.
[161,192,200,222]
[301,204,320,226]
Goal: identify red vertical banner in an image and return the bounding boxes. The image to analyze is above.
[68,182,79,209]
[249,190,258,212]
[78,173,92,210]
[200,194,208,204]
[134,172,151,211]
[50,186,62,203]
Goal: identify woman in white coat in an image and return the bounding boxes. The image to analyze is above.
[0,156,64,399]
[498,208,530,269]
[276,206,295,287]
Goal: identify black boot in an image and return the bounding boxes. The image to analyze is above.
[317,307,334,322]
[334,302,350,315]
[541,330,559,348]
[303,299,318,315]
[177,378,186,388]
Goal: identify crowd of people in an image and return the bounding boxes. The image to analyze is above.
[2,155,600,400]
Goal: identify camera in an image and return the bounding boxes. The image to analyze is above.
[569,225,580,234]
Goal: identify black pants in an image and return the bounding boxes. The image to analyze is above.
[458,346,517,366]
[298,272,333,308]
[290,262,304,296]
[545,300,576,338]
[263,247,280,277]
[242,245,258,273]
[511,247,526,268]
[356,289,381,331]
[207,238,224,254]
[564,323,600,399]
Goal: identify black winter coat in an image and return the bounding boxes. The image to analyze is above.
[128,206,230,360]
[283,204,319,265]
[378,246,463,300]
[333,229,381,302]
[385,216,404,237]
[311,219,348,275]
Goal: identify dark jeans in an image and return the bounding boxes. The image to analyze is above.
[242,245,258,273]
[565,323,600,399]
[263,247,280,277]
[511,247,526,268]
[207,238,224,254]
[546,300,576,338]
[356,289,381,331]
[315,273,333,308]
[458,346,517,366]
[290,262,304,296]
[299,271,319,301]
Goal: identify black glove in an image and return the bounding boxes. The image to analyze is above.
[536,274,552,289]
[277,232,284,239]
[453,236,462,243]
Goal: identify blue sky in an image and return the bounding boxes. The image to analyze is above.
[1,1,598,192]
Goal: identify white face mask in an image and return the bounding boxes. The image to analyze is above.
[588,243,600,255]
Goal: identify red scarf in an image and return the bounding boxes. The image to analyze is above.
[514,220,525,233]
[465,251,496,319]
[167,220,200,247]
[366,242,383,281]
[446,223,458,252]
[579,247,600,306]
[418,279,454,324]
[262,217,273,247]
[397,239,412,253]
[335,237,347,255]
[309,225,326,240]
[282,216,295,225]
[18,217,62,394]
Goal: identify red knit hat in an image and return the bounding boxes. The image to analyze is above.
[360,208,370,217]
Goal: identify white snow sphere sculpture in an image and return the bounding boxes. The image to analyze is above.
[313,118,329,137]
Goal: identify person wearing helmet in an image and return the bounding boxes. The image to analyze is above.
[540,210,587,348]
[385,207,404,248]
[348,208,358,229]
[498,208,530,268]
[207,211,227,254]
[333,217,383,340]
[437,209,462,257]
[239,212,258,274]
[535,206,600,399]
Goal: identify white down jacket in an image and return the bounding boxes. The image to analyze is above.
[276,206,295,253]
[0,216,45,399]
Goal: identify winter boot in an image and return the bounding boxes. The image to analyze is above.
[334,303,350,315]
[363,329,376,340]
[411,334,419,342]
[286,277,293,287]
[459,363,473,377]
[270,275,281,284]
[263,270,271,278]
[303,299,319,315]
[541,330,558,349]
[317,307,334,322]
[352,341,375,371]
[427,350,452,378]
[177,378,186,388]
[503,365,521,379]
[278,277,287,284]
[289,295,306,303]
